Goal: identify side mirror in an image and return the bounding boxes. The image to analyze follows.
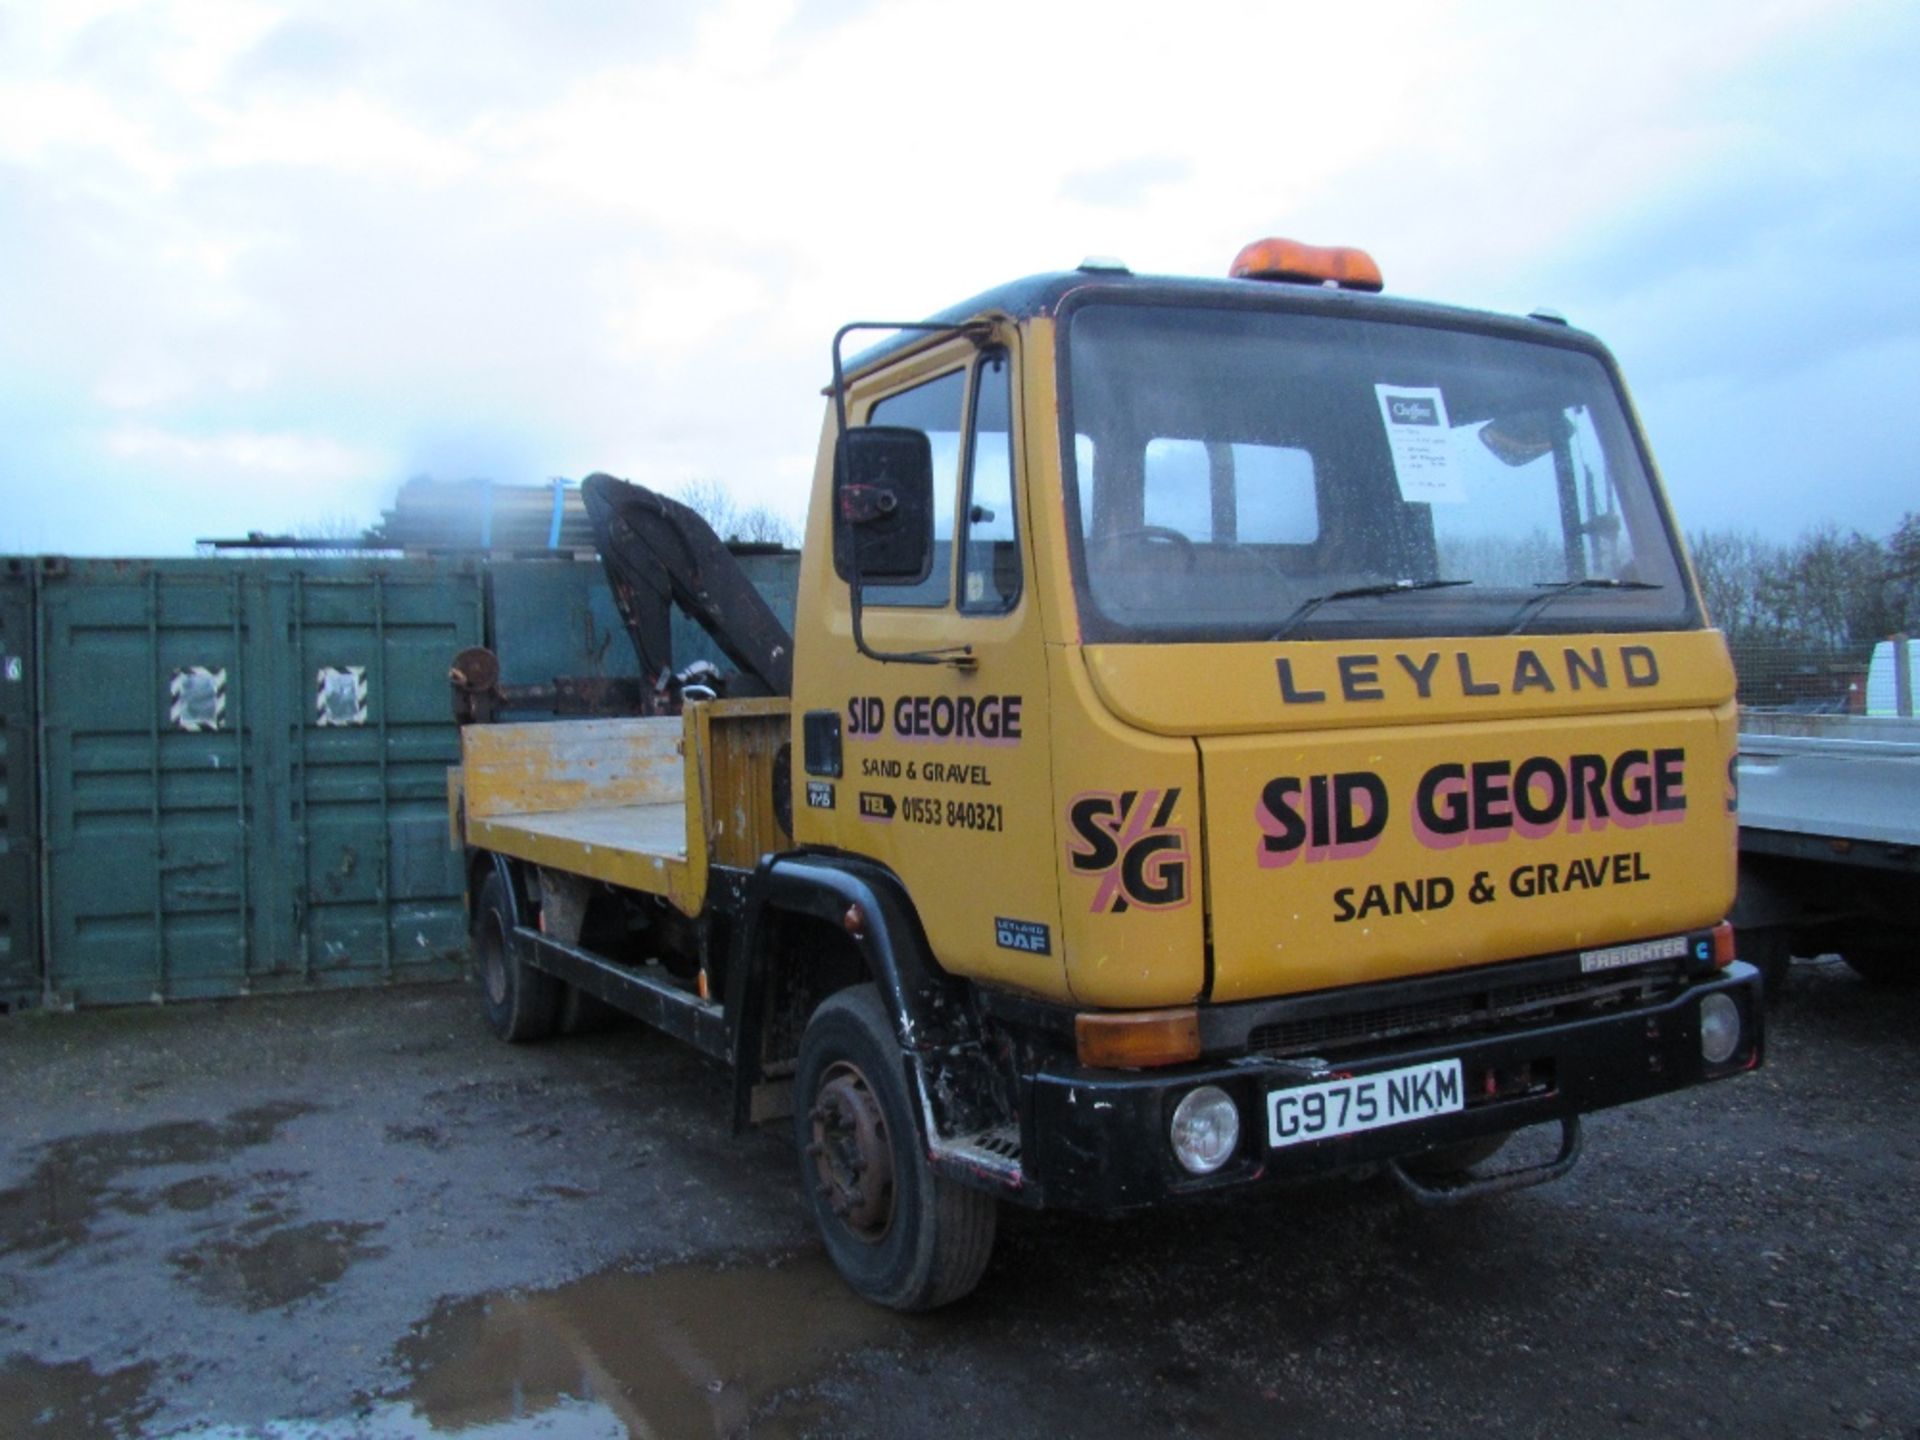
[833,426,935,585]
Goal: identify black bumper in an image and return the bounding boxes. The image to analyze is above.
[1018,962,1763,1213]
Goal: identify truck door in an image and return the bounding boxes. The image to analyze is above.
[795,334,1065,994]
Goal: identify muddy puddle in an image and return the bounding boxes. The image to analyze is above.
[166,1398,629,1437]
[4,1251,908,1438]
[0,1102,316,1259]
[171,1219,388,1312]
[381,1250,906,1438]
[0,1355,161,1440]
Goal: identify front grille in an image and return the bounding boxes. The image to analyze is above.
[1244,965,1679,1059]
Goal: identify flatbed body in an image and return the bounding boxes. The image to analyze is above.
[453,701,790,916]
[1733,710,1920,984]
[1737,711,1920,848]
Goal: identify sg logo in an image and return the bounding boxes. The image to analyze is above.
[1066,788,1192,913]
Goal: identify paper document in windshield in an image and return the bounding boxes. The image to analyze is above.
[1375,384,1466,505]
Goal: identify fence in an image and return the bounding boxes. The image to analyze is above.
[1730,634,1915,715]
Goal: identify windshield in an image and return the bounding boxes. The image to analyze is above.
[1062,300,1694,643]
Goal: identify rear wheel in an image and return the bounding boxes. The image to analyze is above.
[794,985,997,1311]
[475,869,560,1042]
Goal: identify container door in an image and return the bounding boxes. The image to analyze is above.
[0,561,39,1010]
[39,563,261,1004]
[274,563,481,988]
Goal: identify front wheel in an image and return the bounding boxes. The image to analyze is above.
[794,985,997,1311]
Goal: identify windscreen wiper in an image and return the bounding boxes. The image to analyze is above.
[1505,577,1663,635]
[1269,579,1472,642]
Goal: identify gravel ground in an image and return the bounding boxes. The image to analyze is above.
[0,956,1914,1440]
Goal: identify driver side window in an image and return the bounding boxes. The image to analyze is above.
[862,351,1022,612]
[960,350,1020,612]
[863,369,965,607]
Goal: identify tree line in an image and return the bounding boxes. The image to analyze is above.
[1690,513,1920,651]
[675,478,800,548]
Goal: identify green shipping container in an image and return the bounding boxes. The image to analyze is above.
[35,558,485,1006]
[0,560,38,1010]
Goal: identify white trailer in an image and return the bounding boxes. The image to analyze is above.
[1734,710,1920,989]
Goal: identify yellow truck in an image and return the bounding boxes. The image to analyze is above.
[449,237,1763,1310]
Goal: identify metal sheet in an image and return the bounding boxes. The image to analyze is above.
[1736,737,1920,848]
[487,559,639,692]
[487,554,798,704]
[36,558,483,1005]
[0,560,39,1010]
[1739,712,1920,846]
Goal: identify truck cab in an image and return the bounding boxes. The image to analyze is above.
[786,242,1758,1231]
[797,248,1742,1007]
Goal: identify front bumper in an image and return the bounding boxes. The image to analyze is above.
[1018,962,1762,1213]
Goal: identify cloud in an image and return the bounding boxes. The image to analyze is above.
[1484,1,1920,539]
[1646,333,1920,540]
[0,0,1912,559]
[225,1,708,122]
[1060,157,1193,209]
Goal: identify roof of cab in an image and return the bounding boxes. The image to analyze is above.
[836,267,1594,382]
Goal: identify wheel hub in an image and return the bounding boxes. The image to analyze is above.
[808,1061,895,1242]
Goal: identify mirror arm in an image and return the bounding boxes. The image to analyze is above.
[848,562,977,669]
[830,318,992,670]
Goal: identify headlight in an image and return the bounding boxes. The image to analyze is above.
[1170,1085,1241,1175]
[1699,992,1742,1065]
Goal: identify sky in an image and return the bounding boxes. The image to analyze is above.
[0,0,1915,556]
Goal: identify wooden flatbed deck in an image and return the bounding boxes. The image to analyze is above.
[467,800,693,896]
[453,701,791,916]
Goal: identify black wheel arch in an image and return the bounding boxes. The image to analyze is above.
[469,849,531,932]
[725,852,969,1133]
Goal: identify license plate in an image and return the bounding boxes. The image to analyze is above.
[1267,1058,1464,1149]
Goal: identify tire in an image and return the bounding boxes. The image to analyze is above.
[474,869,561,1042]
[793,984,997,1311]
[1400,1131,1512,1179]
